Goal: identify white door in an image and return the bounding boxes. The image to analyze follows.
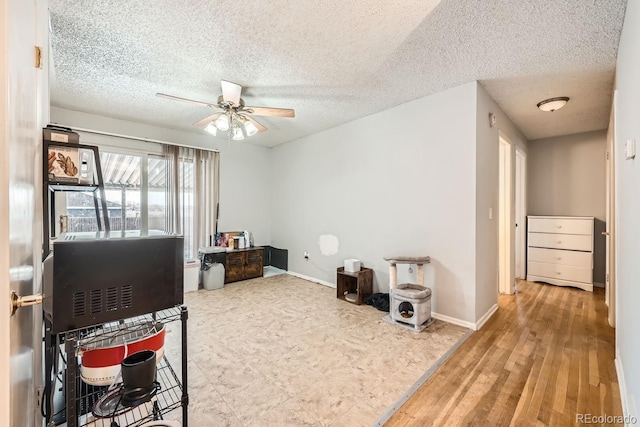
[1,0,47,426]
[605,91,617,328]
[515,148,527,279]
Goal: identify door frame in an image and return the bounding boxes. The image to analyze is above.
[606,90,617,328]
[498,134,515,294]
[514,147,527,279]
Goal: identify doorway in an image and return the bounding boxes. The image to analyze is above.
[515,148,527,279]
[499,136,514,294]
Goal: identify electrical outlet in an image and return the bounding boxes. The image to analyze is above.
[304,251,309,259]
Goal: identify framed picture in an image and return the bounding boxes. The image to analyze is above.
[47,145,79,183]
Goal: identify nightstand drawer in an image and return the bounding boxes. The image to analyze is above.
[528,232,592,252]
[528,217,593,235]
[528,261,592,284]
[527,247,591,268]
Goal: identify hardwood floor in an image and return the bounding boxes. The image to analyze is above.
[385,280,622,427]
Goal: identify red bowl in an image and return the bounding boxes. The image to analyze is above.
[79,321,166,386]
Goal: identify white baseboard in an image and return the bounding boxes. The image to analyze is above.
[432,304,497,331]
[286,271,335,288]
[475,303,498,330]
[615,353,632,422]
[432,312,475,330]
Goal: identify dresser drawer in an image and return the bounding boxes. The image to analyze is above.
[527,247,592,268]
[528,232,592,251]
[528,217,593,235]
[528,261,592,284]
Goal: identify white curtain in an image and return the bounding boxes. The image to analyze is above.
[163,145,219,258]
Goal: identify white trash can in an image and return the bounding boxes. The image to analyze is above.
[202,263,225,290]
[184,259,201,293]
[199,247,226,290]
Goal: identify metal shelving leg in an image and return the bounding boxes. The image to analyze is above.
[65,332,78,427]
[181,306,189,427]
[43,323,55,425]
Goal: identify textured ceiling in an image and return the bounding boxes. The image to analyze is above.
[49,0,627,147]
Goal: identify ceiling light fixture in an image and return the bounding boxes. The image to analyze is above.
[157,80,295,141]
[537,97,569,112]
[206,111,254,140]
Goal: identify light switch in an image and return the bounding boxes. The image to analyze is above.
[626,139,636,160]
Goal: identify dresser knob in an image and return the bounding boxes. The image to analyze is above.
[557,241,562,244]
[557,257,562,260]
[556,272,562,275]
[557,225,562,229]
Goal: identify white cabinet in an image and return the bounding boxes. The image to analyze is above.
[527,216,594,291]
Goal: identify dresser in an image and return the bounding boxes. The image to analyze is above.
[527,216,594,291]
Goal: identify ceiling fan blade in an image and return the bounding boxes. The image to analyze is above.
[193,113,223,127]
[244,115,267,133]
[244,106,295,118]
[156,93,219,108]
[220,80,242,106]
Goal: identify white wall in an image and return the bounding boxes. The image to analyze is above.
[475,83,528,322]
[50,107,272,245]
[613,0,640,418]
[271,82,479,326]
[527,130,607,285]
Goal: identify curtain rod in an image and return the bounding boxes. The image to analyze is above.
[54,124,220,153]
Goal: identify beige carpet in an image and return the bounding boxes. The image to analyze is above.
[163,274,467,427]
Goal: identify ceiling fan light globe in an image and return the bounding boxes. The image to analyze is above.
[231,125,245,140]
[215,114,230,131]
[243,121,259,136]
[204,122,217,136]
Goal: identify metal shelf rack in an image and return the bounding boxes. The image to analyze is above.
[44,306,188,427]
[42,125,111,259]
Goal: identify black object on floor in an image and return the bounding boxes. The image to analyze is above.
[263,245,288,271]
[364,293,390,312]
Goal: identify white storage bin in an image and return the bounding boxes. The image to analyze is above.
[184,259,201,293]
[344,259,361,272]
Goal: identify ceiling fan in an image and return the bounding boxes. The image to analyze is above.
[156,80,295,140]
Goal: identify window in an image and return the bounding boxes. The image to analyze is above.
[178,157,194,257]
[65,152,144,232]
[60,137,219,260]
[148,155,169,232]
[102,152,143,231]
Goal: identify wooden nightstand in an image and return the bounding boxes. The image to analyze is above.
[336,266,373,305]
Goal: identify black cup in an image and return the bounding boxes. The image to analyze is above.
[121,349,156,392]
